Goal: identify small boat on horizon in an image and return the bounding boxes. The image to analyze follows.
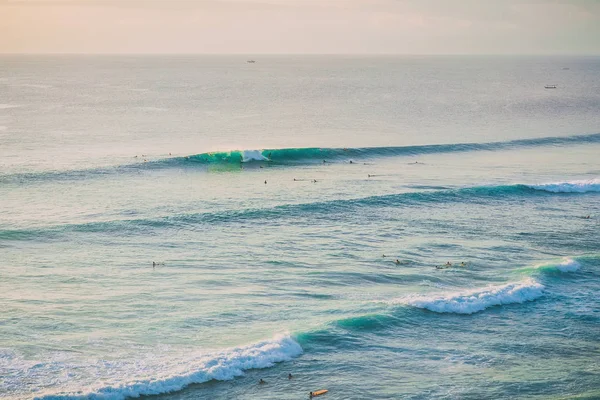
[545,85,557,89]
[247,60,256,63]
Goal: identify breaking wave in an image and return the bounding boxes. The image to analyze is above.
[33,334,302,400]
[527,179,600,193]
[393,279,545,314]
[3,132,600,183]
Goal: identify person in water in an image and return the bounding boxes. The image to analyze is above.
[349,160,353,164]
[288,373,293,379]
[313,179,317,183]
[259,379,266,384]
[445,262,452,266]
[264,180,267,184]
[395,259,401,265]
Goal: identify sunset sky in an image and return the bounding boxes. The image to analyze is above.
[1,0,599,54]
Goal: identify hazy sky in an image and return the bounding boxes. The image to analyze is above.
[1,0,599,54]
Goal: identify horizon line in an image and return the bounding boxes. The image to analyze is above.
[1,52,599,57]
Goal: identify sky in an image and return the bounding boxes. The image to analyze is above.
[1,0,599,54]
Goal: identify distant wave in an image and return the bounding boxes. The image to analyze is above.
[162,133,600,166]
[527,178,600,193]
[388,278,545,314]
[34,334,302,400]
[3,132,600,183]
[2,180,597,241]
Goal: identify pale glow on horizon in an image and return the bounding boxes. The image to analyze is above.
[0,0,599,54]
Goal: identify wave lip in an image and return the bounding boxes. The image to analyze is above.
[536,257,582,273]
[34,334,302,400]
[527,178,600,193]
[394,279,544,314]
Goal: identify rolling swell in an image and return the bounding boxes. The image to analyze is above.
[28,258,586,400]
[178,133,600,165]
[3,133,600,183]
[1,181,597,241]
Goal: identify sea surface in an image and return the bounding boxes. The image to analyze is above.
[1,55,599,400]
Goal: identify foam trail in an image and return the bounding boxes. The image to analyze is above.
[34,334,302,400]
[392,279,544,314]
[527,178,600,193]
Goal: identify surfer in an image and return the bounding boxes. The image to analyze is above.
[349,160,353,164]
[288,373,293,379]
[585,215,591,219]
[313,179,317,183]
[264,180,267,184]
[152,262,156,268]
[445,262,452,267]
[395,259,401,265]
[323,160,327,164]
[382,254,386,257]
[460,262,466,267]
[259,379,266,385]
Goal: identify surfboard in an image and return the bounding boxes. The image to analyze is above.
[311,389,328,396]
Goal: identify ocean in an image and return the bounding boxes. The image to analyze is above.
[1,55,599,400]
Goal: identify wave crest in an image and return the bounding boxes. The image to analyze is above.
[535,257,582,273]
[527,179,600,193]
[34,334,302,400]
[392,279,544,314]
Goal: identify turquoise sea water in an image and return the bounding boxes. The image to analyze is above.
[1,56,599,400]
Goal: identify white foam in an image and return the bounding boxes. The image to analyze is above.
[31,334,302,400]
[241,150,269,162]
[391,279,544,314]
[0,103,22,110]
[556,258,581,272]
[536,257,581,273]
[528,178,600,193]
